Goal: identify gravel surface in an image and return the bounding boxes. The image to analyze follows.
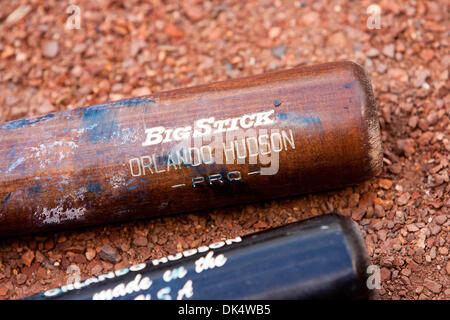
[0,0,448,300]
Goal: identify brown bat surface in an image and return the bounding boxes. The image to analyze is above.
[0,61,382,237]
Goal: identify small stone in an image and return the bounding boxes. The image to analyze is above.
[429,247,437,259]
[408,116,418,128]
[271,44,286,60]
[419,49,434,61]
[446,261,450,275]
[164,24,184,38]
[351,207,365,221]
[131,87,151,96]
[0,287,8,296]
[99,244,121,263]
[268,27,282,39]
[388,163,402,174]
[182,1,205,22]
[378,229,387,241]
[374,198,393,211]
[429,225,441,235]
[418,119,429,131]
[91,264,103,275]
[5,5,31,24]
[208,27,222,40]
[434,171,449,186]
[396,139,415,157]
[133,236,148,247]
[374,204,385,217]
[438,247,448,255]
[1,45,15,59]
[394,211,405,224]
[418,132,434,146]
[365,205,374,218]
[379,179,393,190]
[380,267,391,281]
[38,100,55,114]
[406,224,419,232]
[366,48,379,58]
[423,279,441,293]
[44,238,55,250]
[388,68,409,82]
[413,70,430,87]
[129,40,146,57]
[376,62,387,74]
[397,192,411,206]
[41,40,59,58]
[85,248,96,261]
[372,219,383,230]
[21,250,35,267]
[35,251,46,263]
[434,215,447,225]
[353,42,362,51]
[17,273,27,285]
[418,293,428,299]
[416,233,426,249]
[254,221,268,229]
[71,65,83,78]
[382,44,395,58]
[416,88,430,99]
[302,11,320,25]
[426,112,438,126]
[327,32,346,46]
[401,268,411,276]
[348,193,360,208]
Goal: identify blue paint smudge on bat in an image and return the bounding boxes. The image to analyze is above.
[28,184,42,196]
[4,150,17,164]
[277,112,322,128]
[7,157,25,173]
[82,107,119,143]
[0,114,55,130]
[82,98,156,114]
[1,192,12,204]
[87,182,102,193]
[79,98,156,144]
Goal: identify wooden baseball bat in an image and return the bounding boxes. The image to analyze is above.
[24,214,371,300]
[0,61,382,236]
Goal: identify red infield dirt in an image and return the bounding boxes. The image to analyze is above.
[0,0,448,300]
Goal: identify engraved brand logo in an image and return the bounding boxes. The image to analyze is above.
[142,110,275,146]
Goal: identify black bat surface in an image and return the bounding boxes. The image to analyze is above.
[25,214,371,300]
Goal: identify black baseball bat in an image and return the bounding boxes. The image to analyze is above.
[24,214,371,300]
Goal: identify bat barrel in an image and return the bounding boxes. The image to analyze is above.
[24,214,371,300]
